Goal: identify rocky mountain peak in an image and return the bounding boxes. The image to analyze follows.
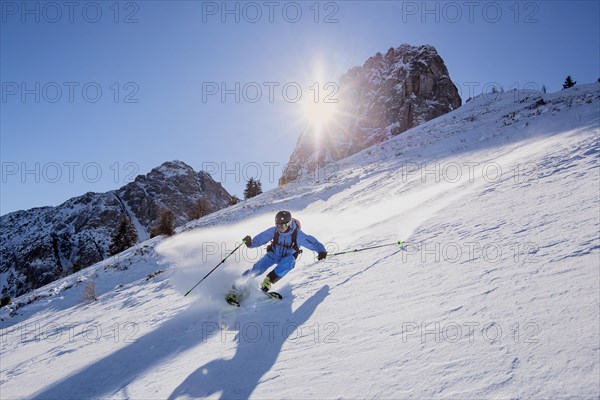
[150,160,195,178]
[280,43,461,185]
[0,161,232,298]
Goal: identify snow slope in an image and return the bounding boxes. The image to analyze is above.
[1,84,598,399]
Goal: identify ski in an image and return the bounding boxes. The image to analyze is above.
[263,291,283,300]
[226,294,240,307]
[225,289,282,307]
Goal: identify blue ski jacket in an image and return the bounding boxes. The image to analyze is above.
[249,220,326,258]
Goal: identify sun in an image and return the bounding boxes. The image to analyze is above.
[300,96,338,135]
[286,58,346,140]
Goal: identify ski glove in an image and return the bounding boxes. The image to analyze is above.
[243,235,252,247]
[317,251,327,261]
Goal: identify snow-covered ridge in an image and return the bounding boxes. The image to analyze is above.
[0,160,233,299]
[153,160,195,178]
[1,83,598,399]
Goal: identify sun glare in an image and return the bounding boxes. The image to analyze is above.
[290,59,346,139]
[302,98,335,127]
[300,95,340,139]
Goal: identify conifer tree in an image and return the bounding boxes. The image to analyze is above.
[244,178,263,199]
[563,75,576,89]
[109,216,139,255]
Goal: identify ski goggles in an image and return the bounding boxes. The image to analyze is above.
[276,222,291,231]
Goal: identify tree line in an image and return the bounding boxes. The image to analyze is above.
[111,177,263,248]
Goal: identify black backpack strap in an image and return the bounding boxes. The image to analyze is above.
[270,227,301,258]
[291,228,299,250]
[291,228,302,258]
[268,229,281,253]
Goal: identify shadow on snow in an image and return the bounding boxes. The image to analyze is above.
[31,285,329,400]
[168,285,330,400]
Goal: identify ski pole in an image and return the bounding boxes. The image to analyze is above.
[184,241,245,296]
[328,240,405,257]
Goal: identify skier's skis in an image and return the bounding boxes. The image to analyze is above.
[225,289,282,307]
[226,293,241,307]
[263,291,283,300]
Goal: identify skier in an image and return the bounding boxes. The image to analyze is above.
[226,210,327,306]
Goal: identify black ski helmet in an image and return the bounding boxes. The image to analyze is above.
[275,211,292,225]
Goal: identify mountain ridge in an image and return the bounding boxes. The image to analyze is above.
[0,160,233,298]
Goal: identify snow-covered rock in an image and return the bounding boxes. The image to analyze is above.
[280,44,462,185]
[0,160,232,298]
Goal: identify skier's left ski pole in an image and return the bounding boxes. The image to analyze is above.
[184,242,244,296]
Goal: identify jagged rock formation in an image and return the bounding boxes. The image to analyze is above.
[0,160,232,297]
[280,44,462,184]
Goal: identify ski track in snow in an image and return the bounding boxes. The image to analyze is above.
[1,84,599,399]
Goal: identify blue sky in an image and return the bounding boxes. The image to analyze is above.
[1,0,599,215]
